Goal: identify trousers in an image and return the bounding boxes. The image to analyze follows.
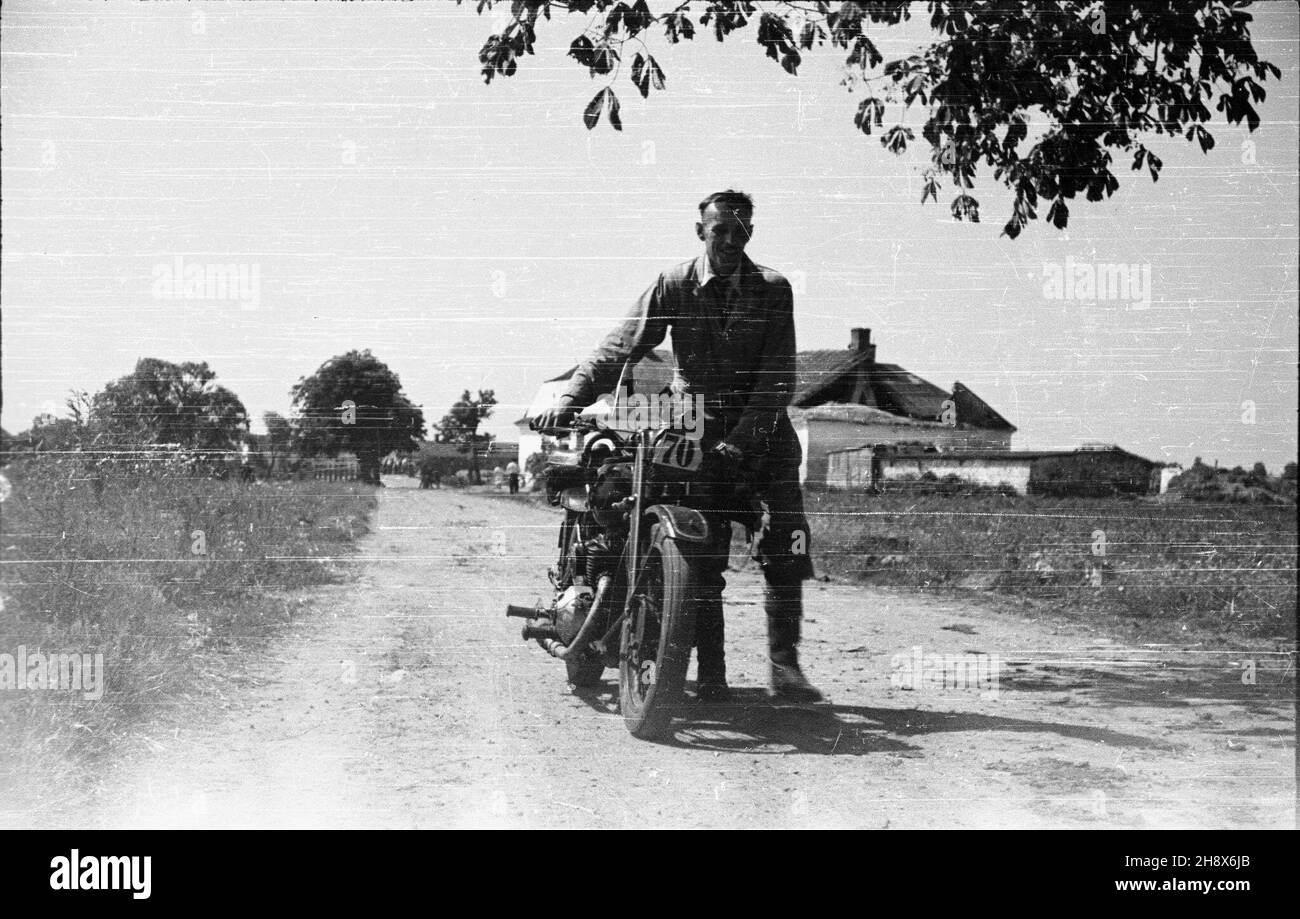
[692,464,813,682]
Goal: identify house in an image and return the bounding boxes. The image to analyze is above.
[516,328,1017,488]
[789,328,1016,486]
[827,442,1168,496]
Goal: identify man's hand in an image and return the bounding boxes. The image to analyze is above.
[702,441,746,482]
[531,396,579,433]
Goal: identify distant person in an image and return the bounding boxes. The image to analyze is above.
[506,460,520,495]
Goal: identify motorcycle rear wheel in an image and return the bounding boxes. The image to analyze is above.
[618,525,697,740]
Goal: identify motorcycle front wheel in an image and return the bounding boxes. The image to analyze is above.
[618,524,697,740]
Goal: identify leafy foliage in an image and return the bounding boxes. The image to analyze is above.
[433,388,497,485]
[462,0,1279,236]
[414,441,474,484]
[90,358,249,451]
[435,389,498,445]
[290,350,426,484]
[1167,457,1297,503]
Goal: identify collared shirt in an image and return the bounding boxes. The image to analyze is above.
[564,253,802,466]
[702,254,743,323]
[697,254,743,304]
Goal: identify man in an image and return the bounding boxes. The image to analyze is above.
[505,459,521,495]
[534,190,822,704]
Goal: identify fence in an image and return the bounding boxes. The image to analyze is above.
[299,457,361,482]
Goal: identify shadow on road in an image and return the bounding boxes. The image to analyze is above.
[1000,660,1295,713]
[570,682,1174,755]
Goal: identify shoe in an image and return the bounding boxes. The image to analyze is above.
[769,662,824,703]
[696,681,733,704]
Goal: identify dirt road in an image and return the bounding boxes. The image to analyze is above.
[94,477,1294,828]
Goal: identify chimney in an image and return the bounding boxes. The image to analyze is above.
[849,328,876,363]
[848,328,878,406]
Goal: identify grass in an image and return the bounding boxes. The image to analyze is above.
[0,455,376,825]
[804,490,1297,648]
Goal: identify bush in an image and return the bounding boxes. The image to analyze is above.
[414,442,472,484]
[1167,458,1297,503]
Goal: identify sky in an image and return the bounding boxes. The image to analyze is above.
[2,0,1297,471]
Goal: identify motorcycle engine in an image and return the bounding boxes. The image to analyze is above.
[589,462,633,528]
[553,584,593,644]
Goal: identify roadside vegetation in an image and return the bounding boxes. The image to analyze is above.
[0,452,375,822]
[806,488,1296,648]
[0,352,404,824]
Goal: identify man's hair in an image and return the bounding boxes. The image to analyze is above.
[698,189,754,217]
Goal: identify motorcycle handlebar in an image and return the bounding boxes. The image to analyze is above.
[528,414,596,438]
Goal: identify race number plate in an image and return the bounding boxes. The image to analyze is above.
[651,432,703,472]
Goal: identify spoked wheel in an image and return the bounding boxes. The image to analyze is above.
[619,525,696,739]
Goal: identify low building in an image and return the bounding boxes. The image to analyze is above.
[792,401,1015,487]
[828,443,1167,496]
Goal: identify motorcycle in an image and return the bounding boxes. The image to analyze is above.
[506,389,760,740]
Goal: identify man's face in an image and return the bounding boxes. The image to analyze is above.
[696,203,753,275]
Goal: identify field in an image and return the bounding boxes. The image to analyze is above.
[804,490,1297,648]
[0,456,375,818]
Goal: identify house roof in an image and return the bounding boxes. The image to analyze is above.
[524,344,1016,432]
[792,349,869,406]
[863,363,956,420]
[951,381,1016,431]
[791,403,949,428]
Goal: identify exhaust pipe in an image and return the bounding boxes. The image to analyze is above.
[521,619,560,642]
[539,574,612,661]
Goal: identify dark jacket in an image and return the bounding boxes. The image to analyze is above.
[564,254,801,466]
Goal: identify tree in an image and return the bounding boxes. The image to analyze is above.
[21,415,84,454]
[263,411,294,476]
[464,0,1279,237]
[290,350,426,485]
[5,391,103,473]
[91,358,249,451]
[435,389,498,444]
[435,389,497,483]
